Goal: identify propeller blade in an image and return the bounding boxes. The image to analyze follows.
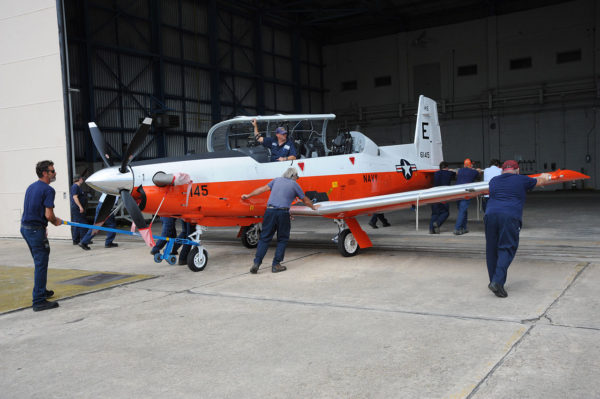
[120,117,152,173]
[120,189,147,229]
[95,195,117,224]
[88,122,113,168]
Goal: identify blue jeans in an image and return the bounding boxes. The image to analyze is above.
[485,213,521,286]
[254,208,291,266]
[70,206,86,243]
[454,199,471,230]
[151,217,177,254]
[21,226,50,304]
[172,220,194,258]
[430,202,449,231]
[81,202,116,245]
[369,213,388,225]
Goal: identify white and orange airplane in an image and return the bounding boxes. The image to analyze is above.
[85,96,588,271]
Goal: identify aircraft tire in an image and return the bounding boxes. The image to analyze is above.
[187,246,208,272]
[241,224,261,248]
[337,229,360,257]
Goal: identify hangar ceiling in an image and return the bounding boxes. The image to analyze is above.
[227,0,575,43]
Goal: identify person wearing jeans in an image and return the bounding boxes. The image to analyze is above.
[20,160,63,312]
[242,167,317,274]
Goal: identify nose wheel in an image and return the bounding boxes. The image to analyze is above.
[187,246,208,272]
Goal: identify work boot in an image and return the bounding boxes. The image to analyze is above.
[44,290,54,298]
[105,243,118,248]
[250,263,260,274]
[272,264,287,273]
[32,300,59,312]
[368,222,378,229]
[382,221,391,227]
[79,243,91,250]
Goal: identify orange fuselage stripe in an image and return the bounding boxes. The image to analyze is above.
[137,171,434,226]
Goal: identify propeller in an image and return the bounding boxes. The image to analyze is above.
[95,194,117,224]
[120,189,148,229]
[88,117,153,230]
[120,117,153,173]
[88,122,113,168]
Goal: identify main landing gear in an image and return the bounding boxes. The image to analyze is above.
[241,223,261,248]
[333,219,360,257]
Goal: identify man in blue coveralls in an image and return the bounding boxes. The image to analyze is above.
[251,119,297,162]
[429,161,456,234]
[485,160,550,298]
[21,160,63,311]
[242,167,317,273]
[454,158,481,235]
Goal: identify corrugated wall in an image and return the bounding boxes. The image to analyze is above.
[65,0,324,169]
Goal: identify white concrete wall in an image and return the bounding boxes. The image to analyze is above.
[0,1,70,238]
[323,0,600,188]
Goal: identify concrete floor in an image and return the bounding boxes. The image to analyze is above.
[1,191,599,398]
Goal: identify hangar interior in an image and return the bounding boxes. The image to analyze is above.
[61,0,599,188]
[1,0,598,238]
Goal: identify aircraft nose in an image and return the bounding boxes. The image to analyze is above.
[86,167,133,195]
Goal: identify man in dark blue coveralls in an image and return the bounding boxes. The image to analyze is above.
[429,161,456,234]
[21,160,63,311]
[70,175,87,245]
[242,167,317,273]
[485,160,551,298]
[251,119,297,162]
[454,158,481,235]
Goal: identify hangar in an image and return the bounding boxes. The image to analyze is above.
[1,0,598,238]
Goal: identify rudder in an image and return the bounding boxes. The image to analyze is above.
[414,95,443,169]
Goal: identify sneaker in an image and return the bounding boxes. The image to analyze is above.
[250,263,260,274]
[382,222,391,227]
[79,243,91,250]
[432,222,440,234]
[272,264,287,273]
[32,300,59,312]
[44,290,54,298]
[368,222,378,229]
[105,243,118,248]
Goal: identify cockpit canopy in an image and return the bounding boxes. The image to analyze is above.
[206,113,379,162]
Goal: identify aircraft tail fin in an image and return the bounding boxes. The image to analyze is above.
[414,95,443,169]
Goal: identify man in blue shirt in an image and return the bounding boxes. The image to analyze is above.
[70,175,87,245]
[21,160,63,311]
[429,161,456,234]
[454,158,481,235]
[251,119,297,162]
[242,167,317,273]
[485,160,551,298]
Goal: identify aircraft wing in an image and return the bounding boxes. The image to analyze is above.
[291,169,589,219]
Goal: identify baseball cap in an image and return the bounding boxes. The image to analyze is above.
[463,158,472,167]
[275,127,287,135]
[502,160,519,170]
